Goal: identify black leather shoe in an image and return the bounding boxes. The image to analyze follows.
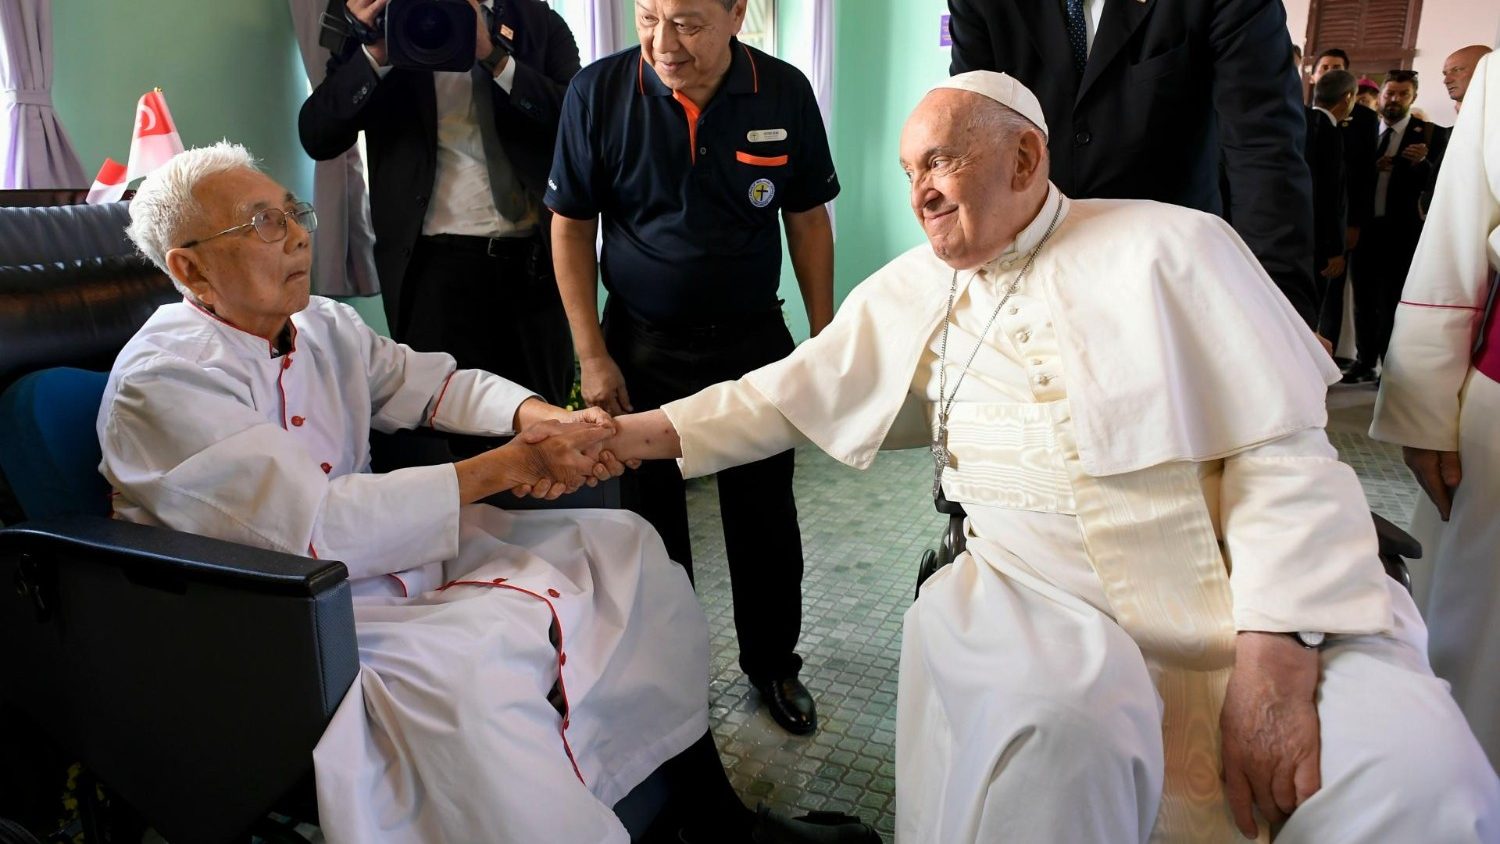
[749,804,882,843]
[1340,363,1376,384]
[753,675,818,735]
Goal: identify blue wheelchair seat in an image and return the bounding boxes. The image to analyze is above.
[0,368,111,520]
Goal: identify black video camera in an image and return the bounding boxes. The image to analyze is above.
[320,0,512,73]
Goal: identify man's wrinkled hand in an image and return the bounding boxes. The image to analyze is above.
[1320,256,1346,280]
[1403,446,1462,520]
[507,422,611,499]
[1221,632,1322,839]
[346,0,390,63]
[1376,155,1395,172]
[580,355,632,417]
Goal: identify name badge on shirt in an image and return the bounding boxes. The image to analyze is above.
[747,129,788,143]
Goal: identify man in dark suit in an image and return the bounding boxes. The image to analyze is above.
[299,0,580,413]
[1305,70,1352,306]
[1343,70,1450,383]
[1309,49,1378,353]
[947,0,1318,326]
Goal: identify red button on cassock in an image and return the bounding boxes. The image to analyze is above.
[320,463,332,474]
[547,588,561,598]
[282,356,292,370]
[491,577,507,585]
[291,416,305,427]
[559,652,567,665]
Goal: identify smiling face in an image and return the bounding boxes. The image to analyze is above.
[635,0,745,104]
[165,167,313,340]
[899,90,1049,271]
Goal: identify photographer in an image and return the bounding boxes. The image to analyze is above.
[300,0,581,423]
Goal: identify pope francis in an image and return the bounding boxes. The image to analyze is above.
[606,72,1500,843]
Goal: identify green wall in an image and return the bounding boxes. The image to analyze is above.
[46,0,953,344]
[829,0,951,303]
[51,0,314,203]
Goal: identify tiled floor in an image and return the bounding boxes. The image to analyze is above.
[695,382,1417,838]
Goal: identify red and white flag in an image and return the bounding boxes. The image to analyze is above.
[125,89,184,182]
[85,157,128,205]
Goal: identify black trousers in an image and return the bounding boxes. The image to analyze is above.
[399,233,573,405]
[604,300,804,684]
[373,233,574,468]
[1351,217,1421,369]
[1316,265,1347,349]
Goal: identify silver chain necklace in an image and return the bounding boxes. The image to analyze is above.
[932,201,1064,499]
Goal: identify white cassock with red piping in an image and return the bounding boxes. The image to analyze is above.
[98,296,708,844]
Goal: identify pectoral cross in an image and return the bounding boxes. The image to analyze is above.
[931,424,953,500]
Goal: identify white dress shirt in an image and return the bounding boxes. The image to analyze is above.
[362,0,534,238]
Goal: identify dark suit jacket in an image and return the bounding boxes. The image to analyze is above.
[1341,104,1379,230]
[1303,107,1346,273]
[948,0,1317,325]
[298,0,580,335]
[1377,115,1449,235]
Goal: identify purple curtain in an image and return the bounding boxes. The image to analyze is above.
[1,0,85,189]
[286,0,381,297]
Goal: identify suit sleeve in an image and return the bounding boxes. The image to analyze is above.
[1344,111,1378,228]
[501,8,582,129]
[299,46,384,161]
[1209,0,1318,327]
[947,0,997,75]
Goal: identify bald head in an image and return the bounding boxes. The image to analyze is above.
[1444,45,1492,104]
[900,88,1050,270]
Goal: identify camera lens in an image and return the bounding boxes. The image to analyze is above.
[406,6,454,52]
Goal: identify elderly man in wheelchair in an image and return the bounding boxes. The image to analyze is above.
[599,72,1500,843]
[67,142,879,844]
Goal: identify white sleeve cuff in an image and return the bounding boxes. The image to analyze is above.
[493,55,517,93]
[363,45,393,77]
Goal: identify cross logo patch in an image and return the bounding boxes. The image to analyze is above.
[748,178,775,208]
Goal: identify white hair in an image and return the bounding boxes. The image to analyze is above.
[126,141,261,294]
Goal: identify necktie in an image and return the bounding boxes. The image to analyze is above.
[1378,126,1393,154]
[1064,0,1088,77]
[471,5,530,224]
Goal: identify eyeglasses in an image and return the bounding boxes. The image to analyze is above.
[179,202,318,248]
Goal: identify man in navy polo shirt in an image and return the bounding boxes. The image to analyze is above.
[547,0,838,736]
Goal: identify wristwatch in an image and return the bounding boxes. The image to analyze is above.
[1290,631,1326,649]
[479,42,510,75]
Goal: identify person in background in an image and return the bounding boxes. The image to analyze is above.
[1372,51,1500,771]
[1357,77,1381,110]
[300,0,580,459]
[947,0,1320,327]
[547,0,839,737]
[1444,44,1494,114]
[1344,70,1450,384]
[1311,50,1378,357]
[1305,69,1353,331]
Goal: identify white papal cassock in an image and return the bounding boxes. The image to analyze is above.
[1372,52,1500,768]
[663,185,1499,843]
[97,297,709,844]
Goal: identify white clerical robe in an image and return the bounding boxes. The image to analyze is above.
[97,297,709,844]
[664,187,1498,842]
[1372,52,1500,767]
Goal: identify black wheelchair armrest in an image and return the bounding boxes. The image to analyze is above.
[1372,511,1422,560]
[0,514,349,598]
[0,514,359,843]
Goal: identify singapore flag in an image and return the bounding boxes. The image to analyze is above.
[125,89,184,182]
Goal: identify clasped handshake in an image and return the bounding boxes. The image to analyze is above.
[456,398,678,505]
[504,406,638,499]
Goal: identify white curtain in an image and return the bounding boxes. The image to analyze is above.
[0,0,85,189]
[782,0,835,226]
[286,0,381,297]
[584,0,623,64]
